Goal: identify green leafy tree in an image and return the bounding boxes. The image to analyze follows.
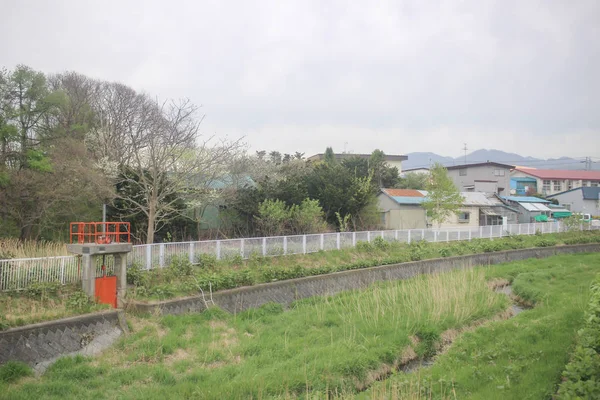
[422,163,463,228]
[323,147,336,164]
[255,199,290,236]
[397,172,428,190]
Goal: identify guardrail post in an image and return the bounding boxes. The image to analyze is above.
[468,230,472,241]
[458,230,461,241]
[367,231,371,242]
[240,239,245,258]
[394,230,398,240]
[216,241,221,260]
[446,231,449,242]
[159,243,165,267]
[336,233,340,250]
[283,237,288,255]
[352,232,356,247]
[262,237,267,256]
[380,231,384,239]
[518,224,521,235]
[189,243,194,264]
[146,245,152,270]
[302,235,307,254]
[489,226,493,239]
[320,234,324,250]
[407,230,411,244]
[479,226,483,239]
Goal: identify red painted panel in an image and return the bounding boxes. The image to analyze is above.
[95,275,117,308]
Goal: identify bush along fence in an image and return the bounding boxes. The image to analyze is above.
[556,275,600,399]
[0,221,596,291]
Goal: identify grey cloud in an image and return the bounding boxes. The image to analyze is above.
[2,0,599,158]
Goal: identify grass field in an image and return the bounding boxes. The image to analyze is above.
[2,253,599,399]
[361,253,600,400]
[0,267,509,399]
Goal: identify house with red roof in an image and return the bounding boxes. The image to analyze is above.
[510,168,600,196]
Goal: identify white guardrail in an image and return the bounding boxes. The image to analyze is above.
[1,222,596,291]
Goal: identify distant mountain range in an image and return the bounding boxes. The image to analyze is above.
[403,149,599,171]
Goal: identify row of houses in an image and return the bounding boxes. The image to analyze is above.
[377,189,575,229]
[404,161,600,217]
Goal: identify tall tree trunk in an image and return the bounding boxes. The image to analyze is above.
[147,200,156,244]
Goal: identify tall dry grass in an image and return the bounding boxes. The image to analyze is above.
[318,267,505,330]
[0,238,68,259]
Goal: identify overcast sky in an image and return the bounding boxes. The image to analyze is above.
[2,0,599,159]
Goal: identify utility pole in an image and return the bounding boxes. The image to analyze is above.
[581,157,592,170]
[462,143,468,164]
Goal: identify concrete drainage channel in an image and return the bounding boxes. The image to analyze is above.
[0,243,596,373]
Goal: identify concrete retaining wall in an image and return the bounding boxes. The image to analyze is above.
[0,310,124,371]
[129,243,600,315]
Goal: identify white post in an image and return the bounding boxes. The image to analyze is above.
[479,226,483,239]
[468,230,472,241]
[283,236,288,255]
[159,243,165,268]
[262,237,267,256]
[320,234,324,250]
[381,231,384,239]
[146,245,152,270]
[240,239,245,258]
[60,257,66,284]
[434,231,438,242]
[336,233,340,250]
[394,230,398,240]
[216,241,221,260]
[422,229,425,239]
[352,232,356,247]
[302,235,307,254]
[407,230,411,244]
[490,226,493,239]
[446,231,449,242]
[518,224,521,235]
[541,223,545,234]
[189,243,194,263]
[458,230,461,241]
[367,231,371,242]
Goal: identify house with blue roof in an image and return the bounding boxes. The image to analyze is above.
[501,196,553,223]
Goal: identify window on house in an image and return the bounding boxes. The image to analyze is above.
[553,180,561,192]
[562,204,571,210]
[459,169,467,176]
[493,169,505,176]
[567,180,573,190]
[586,180,592,187]
[591,181,599,187]
[543,180,551,192]
[458,212,470,222]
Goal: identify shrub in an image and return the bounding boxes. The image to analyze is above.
[0,361,33,383]
[557,276,600,399]
[356,241,375,253]
[66,290,92,310]
[535,238,557,247]
[126,263,144,285]
[169,255,193,276]
[25,281,61,300]
[196,253,218,269]
[372,236,390,250]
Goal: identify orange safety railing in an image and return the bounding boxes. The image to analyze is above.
[69,222,131,244]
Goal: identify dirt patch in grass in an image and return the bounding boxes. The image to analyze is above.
[164,349,194,366]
